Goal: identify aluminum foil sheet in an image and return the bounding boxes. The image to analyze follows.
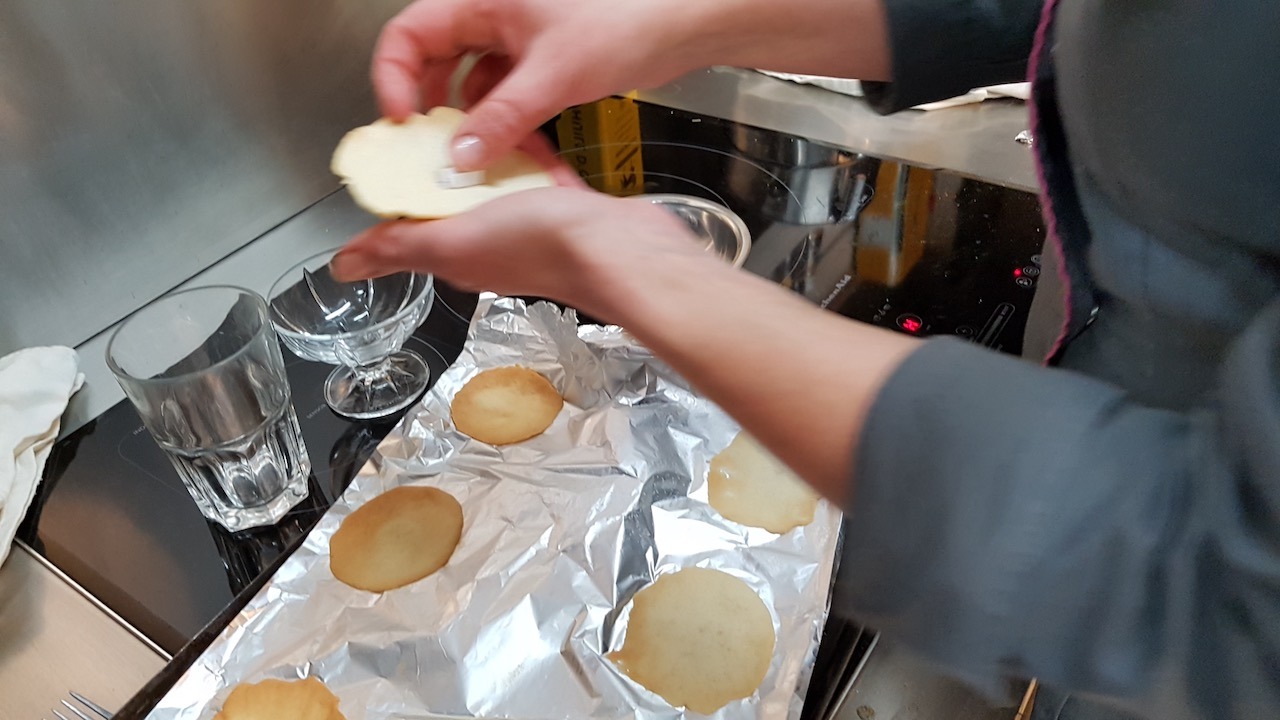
[148,295,843,720]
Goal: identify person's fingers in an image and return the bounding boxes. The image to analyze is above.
[461,56,588,188]
[333,219,468,281]
[332,187,599,281]
[372,0,499,120]
[451,45,579,171]
[460,53,513,109]
[372,17,432,120]
[418,59,462,112]
[515,133,590,189]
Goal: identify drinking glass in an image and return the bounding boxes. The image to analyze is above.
[107,286,311,532]
[268,247,435,420]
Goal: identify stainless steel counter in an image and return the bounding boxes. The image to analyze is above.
[0,0,411,359]
[0,543,169,718]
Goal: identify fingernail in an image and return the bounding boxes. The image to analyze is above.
[329,249,376,282]
[451,135,485,171]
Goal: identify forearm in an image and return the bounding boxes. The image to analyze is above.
[590,252,917,503]
[675,0,892,80]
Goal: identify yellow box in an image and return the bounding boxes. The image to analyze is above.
[556,96,644,196]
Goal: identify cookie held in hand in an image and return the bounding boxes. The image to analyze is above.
[331,107,554,219]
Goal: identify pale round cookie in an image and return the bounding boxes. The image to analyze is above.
[450,366,564,445]
[331,106,554,219]
[607,567,776,714]
[329,486,463,593]
[707,432,819,534]
[214,677,344,720]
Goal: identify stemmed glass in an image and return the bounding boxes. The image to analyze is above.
[268,247,435,420]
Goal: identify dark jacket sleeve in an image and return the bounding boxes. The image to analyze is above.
[837,300,1280,719]
[862,0,1042,113]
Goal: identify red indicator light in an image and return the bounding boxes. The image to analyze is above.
[1014,268,1023,277]
[896,313,924,333]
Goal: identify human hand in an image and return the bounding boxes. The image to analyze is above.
[373,0,706,172]
[330,187,716,322]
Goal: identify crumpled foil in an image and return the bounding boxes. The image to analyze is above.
[148,295,842,720]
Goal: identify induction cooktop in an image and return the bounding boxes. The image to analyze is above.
[21,99,1044,719]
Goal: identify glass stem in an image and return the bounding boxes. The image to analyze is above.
[352,357,395,385]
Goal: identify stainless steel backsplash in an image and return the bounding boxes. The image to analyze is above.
[0,0,409,355]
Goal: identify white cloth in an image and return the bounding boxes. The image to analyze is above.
[756,70,1030,110]
[0,346,84,567]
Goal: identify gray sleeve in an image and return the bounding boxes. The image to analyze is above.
[837,301,1280,719]
[862,0,1042,113]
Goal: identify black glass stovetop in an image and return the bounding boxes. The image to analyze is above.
[21,100,1044,718]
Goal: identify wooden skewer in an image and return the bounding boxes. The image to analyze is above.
[1015,678,1039,720]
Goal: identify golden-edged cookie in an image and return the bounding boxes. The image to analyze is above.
[450,366,563,445]
[607,567,776,714]
[331,107,553,219]
[213,677,344,720]
[707,432,818,533]
[329,486,463,592]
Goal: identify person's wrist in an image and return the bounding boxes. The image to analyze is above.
[626,0,751,74]
[638,0,890,81]
[571,241,724,330]
[664,0,800,69]
[560,240,650,327]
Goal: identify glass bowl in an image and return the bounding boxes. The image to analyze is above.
[635,193,751,267]
[268,247,435,420]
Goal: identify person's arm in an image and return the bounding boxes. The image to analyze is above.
[372,0,1046,169]
[333,188,1280,717]
[599,236,1280,719]
[839,304,1280,720]
[371,0,895,171]
[586,250,916,504]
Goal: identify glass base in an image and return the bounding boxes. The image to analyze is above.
[171,406,313,533]
[324,350,431,420]
[209,477,310,533]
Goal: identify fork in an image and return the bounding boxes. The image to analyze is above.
[47,691,113,720]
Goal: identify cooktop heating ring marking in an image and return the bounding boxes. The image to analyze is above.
[436,293,473,325]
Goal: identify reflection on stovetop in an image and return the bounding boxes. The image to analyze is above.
[27,100,1045,719]
[559,104,1047,354]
